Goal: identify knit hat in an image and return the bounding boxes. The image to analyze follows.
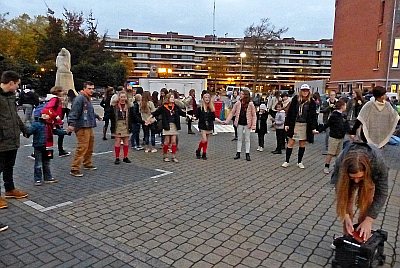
[259,104,267,110]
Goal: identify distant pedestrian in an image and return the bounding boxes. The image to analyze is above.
[184,89,197,134]
[110,91,133,164]
[146,93,189,162]
[320,90,338,154]
[323,100,350,174]
[19,84,39,125]
[229,90,239,141]
[271,102,286,154]
[100,86,114,140]
[68,81,101,177]
[282,84,319,169]
[0,71,29,209]
[225,89,257,161]
[255,103,268,152]
[195,91,223,160]
[350,86,399,148]
[140,91,157,153]
[130,94,143,150]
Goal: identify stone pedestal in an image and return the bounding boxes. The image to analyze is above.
[55,72,75,91]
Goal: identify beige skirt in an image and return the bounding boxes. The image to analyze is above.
[293,122,307,141]
[163,123,179,136]
[113,120,130,138]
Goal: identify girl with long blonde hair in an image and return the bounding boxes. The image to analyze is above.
[145,93,188,162]
[110,91,133,164]
[332,142,388,242]
[282,84,318,169]
[195,91,222,160]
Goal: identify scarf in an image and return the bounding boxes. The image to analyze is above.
[357,100,399,148]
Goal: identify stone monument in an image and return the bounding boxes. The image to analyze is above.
[55,48,76,93]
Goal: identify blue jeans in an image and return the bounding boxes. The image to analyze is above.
[130,123,141,147]
[34,148,52,182]
[143,125,156,146]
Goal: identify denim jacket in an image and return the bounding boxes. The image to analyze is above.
[68,94,98,129]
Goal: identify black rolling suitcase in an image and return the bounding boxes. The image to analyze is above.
[332,229,387,268]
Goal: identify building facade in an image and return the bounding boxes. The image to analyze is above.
[105,29,332,92]
[329,0,400,94]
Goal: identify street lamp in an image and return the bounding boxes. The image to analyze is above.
[239,52,246,90]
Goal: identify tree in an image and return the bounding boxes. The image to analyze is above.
[205,53,228,92]
[244,18,288,90]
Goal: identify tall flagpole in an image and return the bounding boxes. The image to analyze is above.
[213,0,216,41]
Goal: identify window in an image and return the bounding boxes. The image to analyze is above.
[346,84,353,92]
[380,1,385,24]
[338,84,344,92]
[356,83,363,90]
[392,38,400,67]
[391,84,398,93]
[377,39,382,68]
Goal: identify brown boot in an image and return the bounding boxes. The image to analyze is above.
[5,189,28,199]
[0,197,7,209]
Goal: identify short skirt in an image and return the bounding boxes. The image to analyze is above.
[113,120,130,138]
[163,123,179,136]
[293,122,307,141]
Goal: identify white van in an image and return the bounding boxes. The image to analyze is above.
[226,86,251,97]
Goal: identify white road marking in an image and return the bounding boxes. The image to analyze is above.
[23,200,73,212]
[151,169,173,179]
[92,151,113,156]
[192,124,234,133]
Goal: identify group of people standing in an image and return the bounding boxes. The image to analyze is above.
[1,69,399,244]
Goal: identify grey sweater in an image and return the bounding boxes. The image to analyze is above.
[331,142,388,219]
[274,111,286,129]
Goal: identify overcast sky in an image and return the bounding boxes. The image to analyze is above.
[2,0,335,40]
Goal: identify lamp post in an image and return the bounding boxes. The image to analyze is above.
[239,52,246,90]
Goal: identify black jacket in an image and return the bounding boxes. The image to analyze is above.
[128,101,142,124]
[152,105,186,131]
[326,110,350,139]
[19,90,39,106]
[110,106,133,134]
[284,95,318,143]
[195,107,215,131]
[255,112,268,133]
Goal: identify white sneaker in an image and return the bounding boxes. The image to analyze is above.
[259,147,264,152]
[151,148,158,153]
[144,148,150,153]
[281,162,289,168]
[256,147,260,151]
[324,167,330,174]
[297,163,305,169]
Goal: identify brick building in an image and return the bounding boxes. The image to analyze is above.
[329,0,400,95]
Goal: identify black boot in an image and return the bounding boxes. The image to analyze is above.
[196,149,201,159]
[246,153,251,161]
[202,153,207,160]
[234,152,240,160]
[102,127,107,140]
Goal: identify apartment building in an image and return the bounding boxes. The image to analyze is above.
[105,29,332,92]
[329,0,400,94]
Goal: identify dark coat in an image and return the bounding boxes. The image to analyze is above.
[327,110,350,139]
[128,101,142,125]
[284,95,318,143]
[255,112,268,133]
[110,105,133,134]
[195,107,216,131]
[152,105,186,131]
[0,88,26,152]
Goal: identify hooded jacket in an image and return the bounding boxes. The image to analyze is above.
[0,87,26,152]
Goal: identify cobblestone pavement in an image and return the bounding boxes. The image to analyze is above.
[1,107,399,267]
